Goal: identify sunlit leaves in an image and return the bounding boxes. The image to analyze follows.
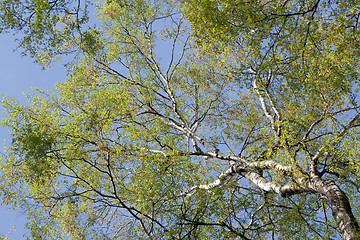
[0,0,90,64]
[1,0,360,239]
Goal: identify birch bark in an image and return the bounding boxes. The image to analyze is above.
[306,177,360,240]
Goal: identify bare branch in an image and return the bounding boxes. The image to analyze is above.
[253,78,275,130]
[177,164,239,197]
[310,110,360,177]
[252,71,281,137]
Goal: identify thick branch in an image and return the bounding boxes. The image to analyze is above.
[180,163,306,198]
[237,166,307,197]
[306,176,360,240]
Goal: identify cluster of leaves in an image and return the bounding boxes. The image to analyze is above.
[0,0,90,64]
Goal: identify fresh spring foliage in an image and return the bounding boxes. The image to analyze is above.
[1,0,360,239]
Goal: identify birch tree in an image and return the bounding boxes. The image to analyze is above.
[1,0,360,239]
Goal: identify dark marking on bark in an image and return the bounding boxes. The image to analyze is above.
[306,177,360,240]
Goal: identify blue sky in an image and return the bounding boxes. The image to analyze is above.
[0,33,67,239]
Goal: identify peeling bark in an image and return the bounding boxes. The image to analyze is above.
[306,177,360,240]
[231,165,306,196]
[237,166,360,239]
[180,162,360,240]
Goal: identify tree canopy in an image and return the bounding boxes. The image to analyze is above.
[1,0,360,239]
